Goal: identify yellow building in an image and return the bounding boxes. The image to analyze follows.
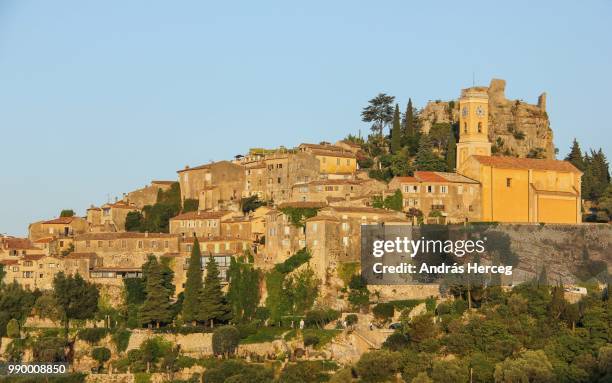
[298,143,357,174]
[457,86,582,224]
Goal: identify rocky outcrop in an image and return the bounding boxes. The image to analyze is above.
[419,79,556,159]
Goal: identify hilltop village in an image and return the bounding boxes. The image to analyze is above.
[0,80,610,382]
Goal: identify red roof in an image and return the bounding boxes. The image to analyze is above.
[471,155,582,173]
[414,171,448,182]
[170,210,233,221]
[42,217,78,224]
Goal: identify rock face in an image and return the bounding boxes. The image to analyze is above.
[420,79,556,159]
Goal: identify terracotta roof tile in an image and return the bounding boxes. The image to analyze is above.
[76,232,178,240]
[170,210,233,221]
[42,217,80,224]
[277,201,328,209]
[471,155,582,173]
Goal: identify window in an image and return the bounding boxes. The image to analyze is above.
[477,122,482,133]
[336,158,340,165]
[457,185,463,194]
[97,241,102,247]
[346,159,350,165]
[152,241,157,248]
[311,223,318,233]
[12,266,19,272]
[342,222,350,231]
[108,240,113,247]
[122,240,127,248]
[59,240,64,247]
[277,177,281,184]
[86,240,90,248]
[23,271,33,278]
[313,239,319,246]
[186,244,192,252]
[137,240,143,249]
[506,178,512,187]
[342,237,349,247]
[164,240,169,248]
[464,122,467,133]
[440,185,448,193]
[427,185,433,193]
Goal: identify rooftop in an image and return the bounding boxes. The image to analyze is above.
[471,155,582,173]
[170,210,233,221]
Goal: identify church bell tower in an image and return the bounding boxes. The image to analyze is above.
[456,87,492,172]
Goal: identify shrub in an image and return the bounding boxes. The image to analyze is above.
[279,361,327,383]
[303,334,320,348]
[355,350,401,383]
[6,318,20,338]
[382,332,410,351]
[373,302,395,322]
[91,347,111,368]
[204,359,273,383]
[254,307,270,321]
[111,329,131,353]
[236,322,258,339]
[212,325,240,357]
[32,337,69,363]
[345,314,358,326]
[140,337,172,364]
[274,248,311,273]
[305,309,340,328]
[78,327,108,345]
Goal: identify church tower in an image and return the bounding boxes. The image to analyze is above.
[456,87,492,172]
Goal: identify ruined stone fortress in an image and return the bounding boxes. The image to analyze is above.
[0,79,584,303]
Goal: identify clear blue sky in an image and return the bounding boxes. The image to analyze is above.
[1,1,611,236]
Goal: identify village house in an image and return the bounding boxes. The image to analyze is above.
[123,180,176,209]
[290,179,386,203]
[63,252,101,279]
[334,140,362,154]
[32,236,74,256]
[264,201,327,265]
[28,216,89,242]
[305,206,408,282]
[86,200,140,232]
[388,171,481,224]
[2,254,63,290]
[169,210,234,239]
[243,162,267,199]
[262,151,320,203]
[73,232,180,269]
[0,236,44,260]
[177,160,245,209]
[298,142,358,175]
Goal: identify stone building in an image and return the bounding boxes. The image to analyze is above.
[0,236,44,260]
[2,254,63,290]
[86,200,140,232]
[243,162,267,198]
[262,152,320,203]
[305,206,408,282]
[298,143,357,175]
[28,216,89,242]
[455,85,582,224]
[388,171,481,223]
[169,210,234,239]
[124,180,175,209]
[290,179,386,203]
[73,232,180,269]
[177,161,245,209]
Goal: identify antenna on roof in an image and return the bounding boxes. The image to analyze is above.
[472,71,475,87]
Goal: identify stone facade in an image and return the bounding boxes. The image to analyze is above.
[177,161,245,207]
[169,210,234,239]
[123,180,175,209]
[28,216,89,242]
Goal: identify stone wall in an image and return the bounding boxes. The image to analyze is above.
[420,78,555,159]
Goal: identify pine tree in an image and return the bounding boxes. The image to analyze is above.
[200,255,230,327]
[390,104,401,154]
[182,238,203,324]
[565,138,585,171]
[446,128,457,171]
[227,256,261,322]
[139,257,173,328]
[589,149,611,201]
[415,134,446,171]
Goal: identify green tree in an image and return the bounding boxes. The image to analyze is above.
[384,189,403,211]
[53,272,99,335]
[60,209,75,217]
[6,318,20,338]
[431,359,469,383]
[391,104,402,154]
[403,98,417,138]
[361,93,395,137]
[200,255,230,327]
[182,198,199,212]
[494,350,555,383]
[415,134,446,171]
[91,347,111,370]
[32,291,63,323]
[446,127,457,171]
[227,256,261,322]
[139,257,173,328]
[241,195,265,214]
[212,325,240,357]
[125,211,143,232]
[565,138,585,171]
[182,238,203,324]
[355,350,401,383]
[0,282,37,337]
[279,362,327,383]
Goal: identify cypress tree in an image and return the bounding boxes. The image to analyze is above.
[564,138,585,171]
[200,255,230,327]
[589,149,611,201]
[403,98,416,138]
[415,134,446,171]
[139,257,173,328]
[391,104,401,154]
[182,238,203,324]
[446,129,457,171]
[227,256,261,322]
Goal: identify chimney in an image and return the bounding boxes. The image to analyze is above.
[144,231,149,238]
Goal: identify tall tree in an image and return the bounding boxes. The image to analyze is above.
[139,257,173,328]
[53,273,99,335]
[200,255,230,327]
[446,128,457,171]
[390,104,402,154]
[588,149,611,201]
[182,238,203,324]
[361,93,395,137]
[227,256,261,322]
[415,134,446,171]
[403,98,416,137]
[565,138,585,171]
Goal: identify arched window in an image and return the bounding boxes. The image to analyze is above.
[477,122,482,133]
[464,122,467,133]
